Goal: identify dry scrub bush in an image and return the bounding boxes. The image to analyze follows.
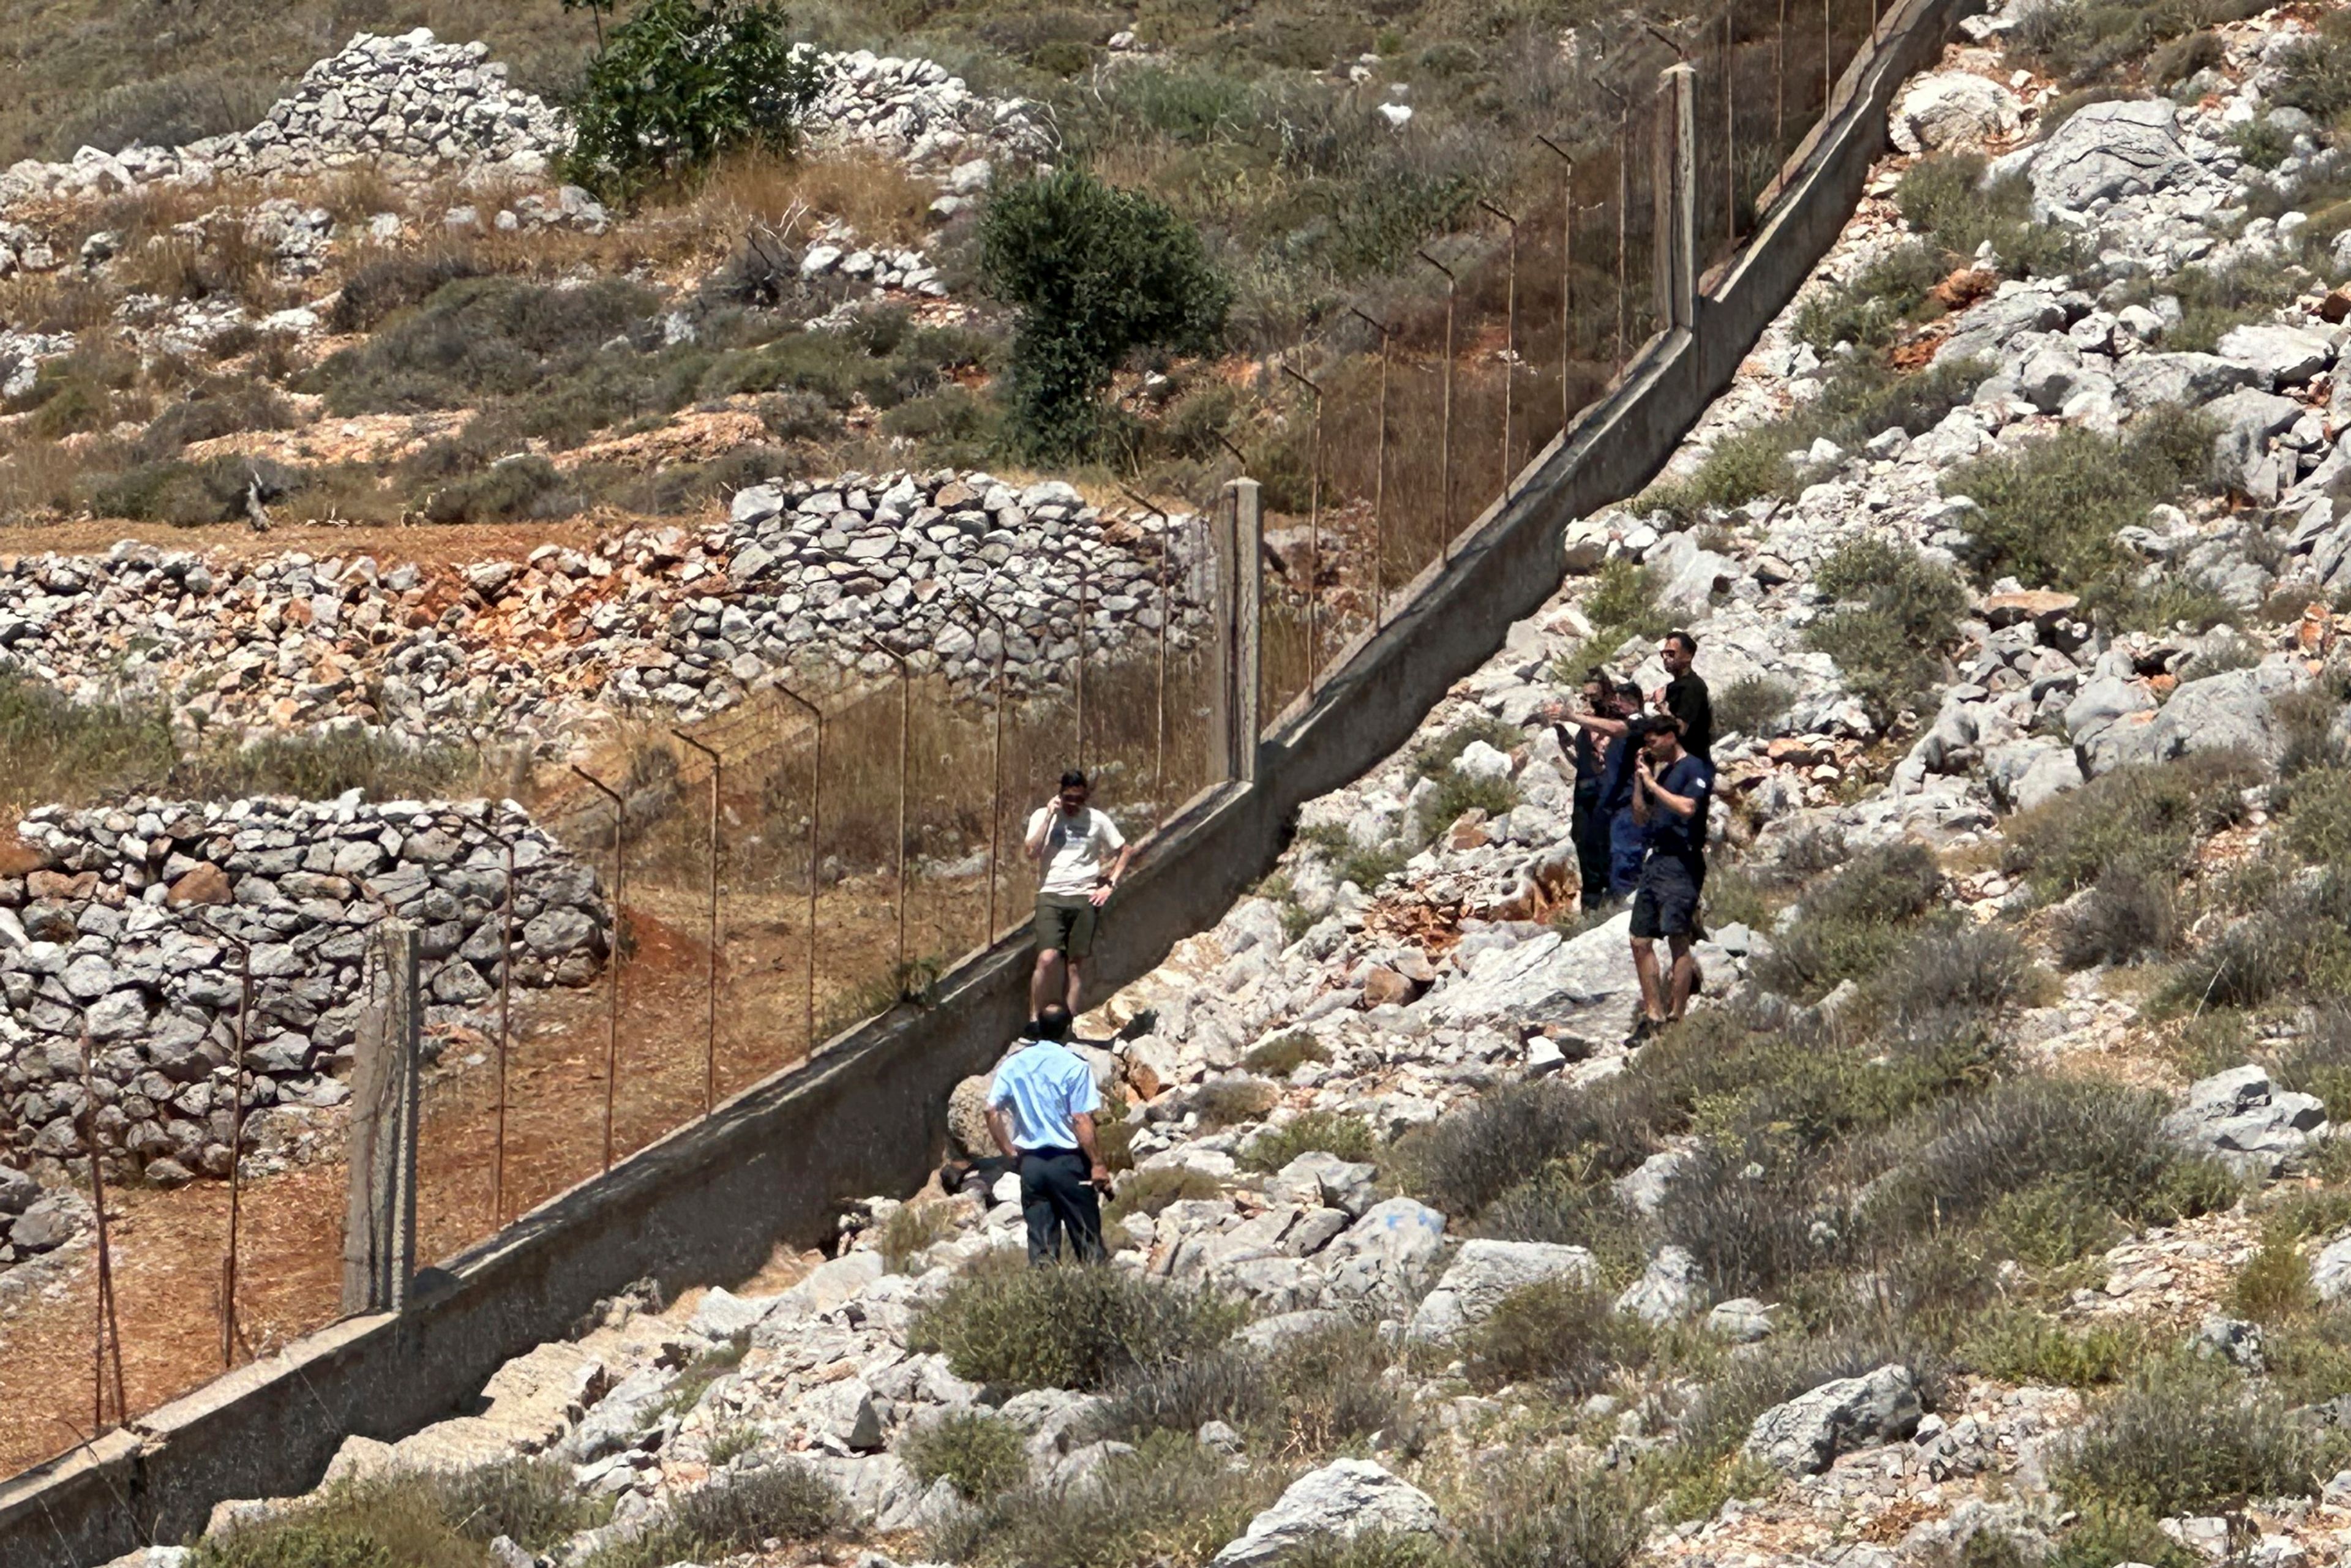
[907,1257,1240,1392]
[901,1411,1030,1501]
[2057,1356,2330,1517]
[583,1461,846,1568]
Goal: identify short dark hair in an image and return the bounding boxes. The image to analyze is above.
[1614,680,1643,703]
[1033,1003,1074,1041]
[1059,770,1089,792]
[1665,630,1698,656]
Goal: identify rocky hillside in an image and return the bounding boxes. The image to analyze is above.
[143,3,2351,1568]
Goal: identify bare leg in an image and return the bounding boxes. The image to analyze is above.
[1667,934,1697,1020]
[1630,937,1667,1023]
[1063,957,1085,1015]
[1032,950,1062,1015]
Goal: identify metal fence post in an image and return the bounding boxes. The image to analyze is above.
[1655,62,1699,332]
[1778,0,1790,148]
[1416,249,1457,562]
[1348,307,1393,629]
[341,920,420,1315]
[568,766,624,1172]
[1478,198,1520,493]
[860,636,912,986]
[673,730,722,1119]
[203,919,252,1367]
[1115,487,1174,803]
[1725,7,1738,247]
[1277,361,1325,692]
[776,685,823,1052]
[1536,137,1575,433]
[80,1033,127,1431]
[470,811,516,1228]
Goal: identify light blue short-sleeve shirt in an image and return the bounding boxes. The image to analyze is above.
[986,1041,1101,1152]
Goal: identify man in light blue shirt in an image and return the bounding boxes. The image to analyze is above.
[984,1003,1109,1264]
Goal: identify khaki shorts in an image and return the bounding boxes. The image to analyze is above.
[1036,893,1101,959]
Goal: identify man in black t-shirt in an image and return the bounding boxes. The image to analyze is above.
[1654,631,1712,761]
[1627,714,1715,1038]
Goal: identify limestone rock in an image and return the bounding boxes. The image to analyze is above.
[1210,1460,1443,1567]
[1744,1364,1922,1472]
[1406,1239,1597,1341]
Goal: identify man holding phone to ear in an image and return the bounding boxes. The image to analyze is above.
[1025,769,1131,1015]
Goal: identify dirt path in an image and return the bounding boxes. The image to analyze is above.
[0,872,1003,1477]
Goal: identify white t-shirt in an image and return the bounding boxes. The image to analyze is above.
[1029,805,1127,897]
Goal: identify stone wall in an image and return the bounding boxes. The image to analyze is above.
[0,470,1199,751]
[0,798,604,1185]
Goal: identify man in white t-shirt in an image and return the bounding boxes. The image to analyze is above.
[1024,770,1132,1014]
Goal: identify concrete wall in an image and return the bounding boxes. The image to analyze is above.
[0,2,1975,1558]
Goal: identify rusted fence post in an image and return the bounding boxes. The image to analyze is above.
[672,730,722,1118]
[470,810,516,1228]
[1725,7,1738,247]
[1348,306,1394,629]
[1277,360,1325,692]
[1115,487,1175,804]
[80,1033,127,1431]
[1535,137,1575,433]
[1478,198,1520,493]
[202,920,252,1367]
[1416,249,1457,562]
[1209,477,1264,784]
[860,636,912,985]
[342,920,420,1315]
[568,766,624,1172]
[776,685,823,1052]
[1778,0,1790,147]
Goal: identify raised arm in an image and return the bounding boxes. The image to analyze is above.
[1023,806,1052,860]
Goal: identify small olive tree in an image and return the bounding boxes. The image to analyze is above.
[979,167,1230,459]
[562,0,823,200]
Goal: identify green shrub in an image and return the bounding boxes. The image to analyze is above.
[1804,537,1967,727]
[2284,765,2351,867]
[2057,1356,2327,1517]
[563,0,823,200]
[2004,751,2262,896]
[879,1201,962,1270]
[2275,28,2351,122]
[1451,1454,1646,1568]
[1962,1310,2143,1387]
[2047,1503,2201,1568]
[1866,924,2047,1027]
[1417,772,1521,840]
[2159,868,2351,1010]
[932,1429,1281,1568]
[1461,1278,1649,1392]
[980,167,1230,459]
[1104,1165,1223,1229]
[1101,1347,1272,1441]
[1870,1075,2238,1243]
[1631,427,1794,522]
[907,1258,1241,1392]
[902,1411,1032,1501]
[420,454,571,524]
[329,250,489,334]
[1896,153,2078,277]
[2273,1007,2351,1122]
[192,1461,609,1568]
[1193,1075,1280,1130]
[2057,869,2181,969]
[1983,1177,2123,1267]
[1241,1110,1376,1172]
[1752,842,1943,1002]
[1472,1169,1643,1278]
[2160,260,2305,354]
[2233,1221,2319,1325]
[1265,1321,1409,1457]
[1411,716,1525,779]
[1398,1077,1591,1218]
[1942,407,2221,607]
[585,1461,845,1568]
[1557,559,1674,667]
[1243,1031,1332,1077]
[309,276,658,415]
[1714,676,1794,740]
[2231,119,2295,171]
[1794,242,1947,350]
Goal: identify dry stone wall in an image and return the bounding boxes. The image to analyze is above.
[0,471,1202,753]
[0,797,607,1186]
[0,30,1052,216]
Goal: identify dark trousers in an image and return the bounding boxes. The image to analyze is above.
[1019,1147,1105,1265]
[1571,798,1610,907]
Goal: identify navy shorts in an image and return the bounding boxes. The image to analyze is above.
[1630,856,1703,940]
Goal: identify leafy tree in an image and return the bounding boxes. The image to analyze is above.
[562,0,822,200]
[979,167,1231,459]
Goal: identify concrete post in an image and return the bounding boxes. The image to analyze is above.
[1208,478,1264,784]
[342,920,420,1316]
[1654,62,1698,331]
